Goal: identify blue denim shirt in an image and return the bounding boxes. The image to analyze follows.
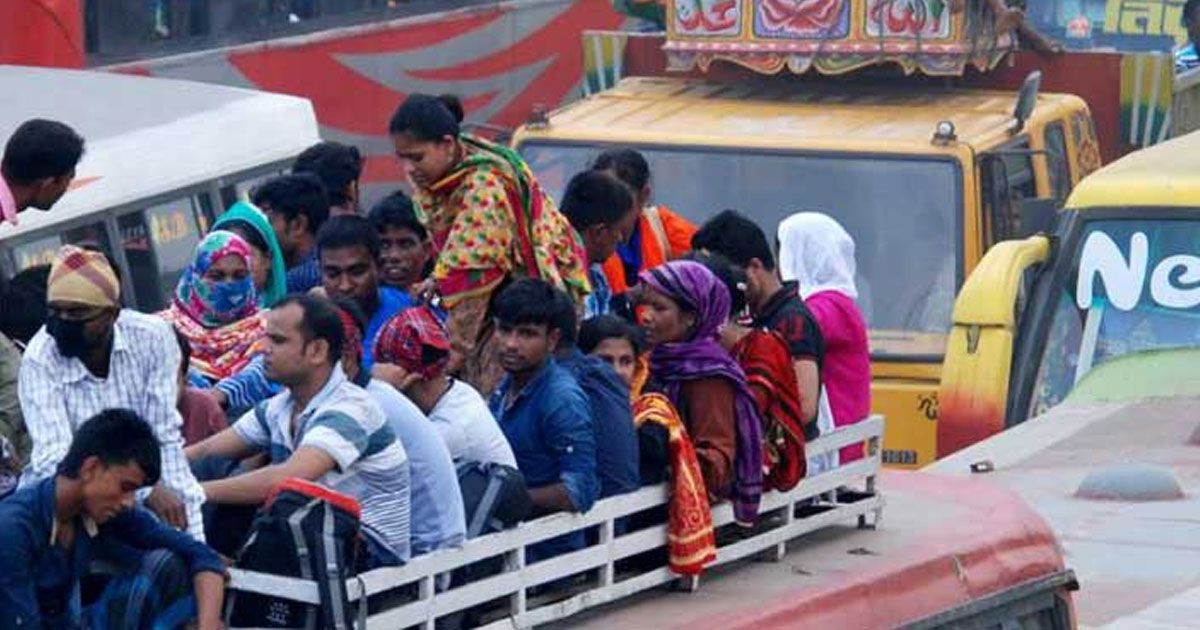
[584,264,612,319]
[490,359,597,512]
[363,287,413,373]
[0,477,224,629]
[556,348,639,498]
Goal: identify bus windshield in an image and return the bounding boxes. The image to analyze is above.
[1030,217,1200,417]
[519,142,963,360]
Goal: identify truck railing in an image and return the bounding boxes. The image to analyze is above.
[226,415,886,629]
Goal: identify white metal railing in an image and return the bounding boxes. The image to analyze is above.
[227,415,886,629]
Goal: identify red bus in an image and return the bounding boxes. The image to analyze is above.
[0,0,630,200]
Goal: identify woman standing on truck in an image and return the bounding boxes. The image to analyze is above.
[777,212,871,463]
[637,259,764,525]
[592,148,697,309]
[387,94,590,396]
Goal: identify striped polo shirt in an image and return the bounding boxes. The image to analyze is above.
[233,365,412,561]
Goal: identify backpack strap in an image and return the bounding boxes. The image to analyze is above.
[288,498,320,630]
[320,503,351,630]
[643,205,671,259]
[467,466,506,538]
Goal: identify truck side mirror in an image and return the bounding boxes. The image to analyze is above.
[1013,71,1042,134]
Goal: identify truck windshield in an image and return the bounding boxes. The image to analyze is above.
[519,142,963,360]
[1030,217,1200,417]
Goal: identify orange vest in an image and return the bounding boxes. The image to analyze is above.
[602,205,697,293]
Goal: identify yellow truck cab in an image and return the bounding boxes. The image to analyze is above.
[512,74,1096,468]
[938,130,1200,457]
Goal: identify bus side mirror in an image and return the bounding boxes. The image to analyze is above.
[1018,198,1060,237]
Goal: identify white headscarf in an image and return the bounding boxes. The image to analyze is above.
[777,212,859,300]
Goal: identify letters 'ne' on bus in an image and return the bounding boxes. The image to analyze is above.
[0,65,321,311]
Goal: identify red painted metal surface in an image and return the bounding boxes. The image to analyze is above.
[111,2,626,195]
[715,471,1066,629]
[0,0,84,68]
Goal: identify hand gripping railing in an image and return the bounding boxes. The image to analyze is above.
[227,415,886,629]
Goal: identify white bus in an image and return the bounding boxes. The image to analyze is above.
[0,65,320,311]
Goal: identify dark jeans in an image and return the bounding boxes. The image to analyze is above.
[83,549,195,629]
[191,457,258,557]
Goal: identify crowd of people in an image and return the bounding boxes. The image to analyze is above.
[0,95,871,628]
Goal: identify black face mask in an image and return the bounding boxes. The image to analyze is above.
[45,315,90,359]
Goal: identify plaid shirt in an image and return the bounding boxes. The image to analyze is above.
[19,311,206,540]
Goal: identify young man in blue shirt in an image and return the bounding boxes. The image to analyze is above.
[252,173,330,293]
[368,191,434,294]
[488,279,598,558]
[550,291,640,499]
[318,215,413,372]
[0,408,225,630]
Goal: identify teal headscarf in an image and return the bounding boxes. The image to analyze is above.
[212,201,287,307]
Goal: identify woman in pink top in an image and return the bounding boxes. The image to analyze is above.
[777,212,871,462]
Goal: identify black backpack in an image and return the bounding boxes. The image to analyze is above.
[456,462,531,538]
[226,478,363,629]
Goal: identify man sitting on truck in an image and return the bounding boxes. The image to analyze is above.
[693,210,825,438]
[558,169,639,318]
[0,409,225,630]
[185,294,412,568]
[1,118,84,226]
[488,279,598,560]
[20,246,207,540]
[252,173,330,294]
[293,141,363,217]
[317,216,413,372]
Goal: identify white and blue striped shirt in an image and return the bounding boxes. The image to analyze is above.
[233,365,412,562]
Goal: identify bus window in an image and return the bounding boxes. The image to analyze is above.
[223,172,280,209]
[982,139,1037,243]
[85,1,497,65]
[1029,219,1200,418]
[1002,144,1037,203]
[8,221,114,276]
[118,211,162,312]
[195,191,214,233]
[146,197,203,305]
[63,223,114,260]
[11,235,62,272]
[1044,122,1071,199]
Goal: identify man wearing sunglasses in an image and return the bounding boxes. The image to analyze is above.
[18,245,207,541]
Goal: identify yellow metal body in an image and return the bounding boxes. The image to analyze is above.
[512,76,1093,468]
[937,130,1200,458]
[937,235,1051,457]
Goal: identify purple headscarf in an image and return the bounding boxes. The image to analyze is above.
[639,260,764,525]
